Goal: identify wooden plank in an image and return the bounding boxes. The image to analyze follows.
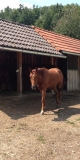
[17,52,22,95]
[67,70,79,91]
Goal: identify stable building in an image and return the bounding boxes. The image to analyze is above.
[0,19,65,94]
[34,27,80,91]
[0,18,80,94]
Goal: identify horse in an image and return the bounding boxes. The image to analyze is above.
[29,67,64,115]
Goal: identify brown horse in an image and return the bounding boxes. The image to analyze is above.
[29,67,64,114]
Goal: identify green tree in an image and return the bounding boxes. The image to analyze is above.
[54,4,80,39]
[4,6,12,20]
[32,5,40,24]
[35,4,63,30]
[0,3,80,39]
[0,10,5,19]
[10,9,19,22]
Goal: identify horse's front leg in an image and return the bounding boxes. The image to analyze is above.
[41,90,46,115]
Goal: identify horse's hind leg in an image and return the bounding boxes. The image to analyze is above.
[57,83,63,104]
[58,88,62,100]
[53,87,60,107]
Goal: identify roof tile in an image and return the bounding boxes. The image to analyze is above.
[34,27,80,54]
[0,19,65,57]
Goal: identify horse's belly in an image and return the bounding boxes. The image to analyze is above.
[47,82,57,88]
[48,76,59,88]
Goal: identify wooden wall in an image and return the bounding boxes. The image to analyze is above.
[67,70,79,91]
[67,55,79,91]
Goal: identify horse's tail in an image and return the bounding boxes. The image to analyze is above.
[57,75,66,92]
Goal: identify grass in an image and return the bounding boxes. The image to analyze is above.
[66,118,80,125]
[76,118,80,121]
[19,123,28,127]
[66,120,75,125]
[37,135,46,143]
[17,123,28,131]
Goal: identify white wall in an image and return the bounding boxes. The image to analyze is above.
[67,70,79,91]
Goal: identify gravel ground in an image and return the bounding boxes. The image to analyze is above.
[0,91,80,160]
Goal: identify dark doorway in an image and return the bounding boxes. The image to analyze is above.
[0,51,17,92]
[57,58,67,90]
[22,54,55,92]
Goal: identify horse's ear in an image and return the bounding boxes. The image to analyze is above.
[36,67,38,72]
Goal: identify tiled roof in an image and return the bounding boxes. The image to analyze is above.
[34,27,80,55]
[0,19,65,58]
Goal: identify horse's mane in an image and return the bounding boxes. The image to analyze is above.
[37,68,48,76]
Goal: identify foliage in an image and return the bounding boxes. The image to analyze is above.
[0,3,80,39]
[54,4,80,39]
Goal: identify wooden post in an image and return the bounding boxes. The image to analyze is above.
[51,57,57,67]
[51,57,58,94]
[17,52,22,95]
[51,57,54,65]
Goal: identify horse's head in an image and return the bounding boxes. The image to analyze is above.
[29,68,38,90]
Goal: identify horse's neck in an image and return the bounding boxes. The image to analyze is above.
[37,74,43,85]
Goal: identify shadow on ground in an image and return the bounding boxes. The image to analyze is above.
[0,91,80,120]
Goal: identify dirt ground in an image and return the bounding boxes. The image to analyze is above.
[0,91,80,160]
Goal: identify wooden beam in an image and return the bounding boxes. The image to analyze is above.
[51,57,57,67]
[17,52,22,95]
[51,57,54,65]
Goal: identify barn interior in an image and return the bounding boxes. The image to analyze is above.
[0,50,67,93]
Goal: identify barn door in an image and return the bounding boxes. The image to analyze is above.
[67,55,79,91]
[67,70,79,91]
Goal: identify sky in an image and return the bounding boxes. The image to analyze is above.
[0,0,80,11]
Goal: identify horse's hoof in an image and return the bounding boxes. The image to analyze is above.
[40,110,44,115]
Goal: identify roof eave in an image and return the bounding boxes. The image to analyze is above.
[0,46,66,58]
[62,50,80,56]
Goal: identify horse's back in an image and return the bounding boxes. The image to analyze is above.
[40,67,63,82]
[48,68,63,86]
[37,67,64,89]
[48,68,63,78]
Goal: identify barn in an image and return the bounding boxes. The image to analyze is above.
[34,27,80,91]
[0,19,65,94]
[0,18,80,94]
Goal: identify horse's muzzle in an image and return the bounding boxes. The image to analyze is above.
[31,85,36,90]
